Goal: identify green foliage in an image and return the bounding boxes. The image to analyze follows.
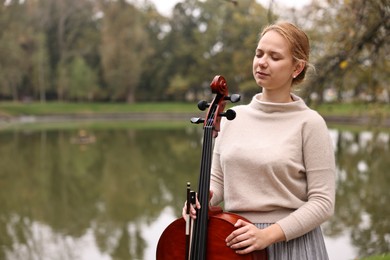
[30,32,50,102]
[100,0,153,102]
[0,0,387,103]
[68,56,98,101]
[0,3,27,100]
[166,74,191,100]
[298,0,389,103]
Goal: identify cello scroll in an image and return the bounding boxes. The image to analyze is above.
[191,75,240,137]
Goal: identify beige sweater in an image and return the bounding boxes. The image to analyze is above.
[210,93,335,241]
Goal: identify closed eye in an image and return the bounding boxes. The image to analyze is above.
[255,49,283,61]
[255,50,264,58]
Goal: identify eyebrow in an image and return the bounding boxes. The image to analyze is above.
[255,48,283,57]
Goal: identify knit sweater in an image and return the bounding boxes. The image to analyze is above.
[210,93,336,241]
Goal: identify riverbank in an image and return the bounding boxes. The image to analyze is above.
[0,101,389,128]
[0,112,389,127]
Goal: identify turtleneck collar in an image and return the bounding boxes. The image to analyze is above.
[248,93,308,113]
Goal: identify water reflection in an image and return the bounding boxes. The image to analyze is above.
[0,126,389,259]
[324,129,390,258]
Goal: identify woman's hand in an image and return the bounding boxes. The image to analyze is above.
[181,190,213,220]
[182,196,200,220]
[225,220,286,254]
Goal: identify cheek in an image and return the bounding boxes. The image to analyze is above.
[252,59,257,74]
[274,61,293,74]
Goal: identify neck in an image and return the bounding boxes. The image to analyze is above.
[260,89,293,103]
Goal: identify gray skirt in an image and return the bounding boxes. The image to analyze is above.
[254,223,329,260]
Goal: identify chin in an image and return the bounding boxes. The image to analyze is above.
[255,78,265,87]
[258,81,270,89]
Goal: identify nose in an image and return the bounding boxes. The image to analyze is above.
[257,55,268,68]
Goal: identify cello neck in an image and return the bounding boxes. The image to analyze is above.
[190,125,214,260]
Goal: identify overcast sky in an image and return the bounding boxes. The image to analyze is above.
[150,0,312,16]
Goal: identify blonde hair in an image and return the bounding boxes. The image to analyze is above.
[260,22,311,85]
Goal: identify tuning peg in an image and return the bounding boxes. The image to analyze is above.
[190,117,205,124]
[220,109,236,120]
[197,100,210,111]
[224,94,241,103]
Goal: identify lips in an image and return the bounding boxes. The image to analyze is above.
[256,71,269,78]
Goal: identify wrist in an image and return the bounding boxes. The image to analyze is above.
[263,223,286,246]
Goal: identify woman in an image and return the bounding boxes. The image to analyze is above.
[183,22,335,259]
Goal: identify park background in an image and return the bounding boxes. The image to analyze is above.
[0,0,389,260]
[0,0,388,104]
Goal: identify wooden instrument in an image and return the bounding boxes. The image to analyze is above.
[156,75,267,260]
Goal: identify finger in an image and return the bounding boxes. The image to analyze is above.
[234,245,256,255]
[195,197,201,209]
[182,208,186,219]
[182,201,188,220]
[182,200,198,219]
[225,226,247,244]
[188,193,201,219]
[190,202,202,219]
[229,236,251,250]
[228,233,249,248]
[234,219,250,228]
[227,219,250,241]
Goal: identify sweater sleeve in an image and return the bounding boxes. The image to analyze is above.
[210,151,224,206]
[276,114,336,241]
[209,117,228,206]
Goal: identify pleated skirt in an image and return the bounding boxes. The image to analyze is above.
[254,223,329,260]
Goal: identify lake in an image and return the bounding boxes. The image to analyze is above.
[0,123,389,260]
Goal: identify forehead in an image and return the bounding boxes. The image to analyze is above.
[257,30,291,54]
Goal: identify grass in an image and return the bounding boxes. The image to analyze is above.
[0,100,389,133]
[0,120,191,132]
[314,102,390,117]
[0,101,389,117]
[362,254,390,260]
[0,101,203,131]
[0,101,196,116]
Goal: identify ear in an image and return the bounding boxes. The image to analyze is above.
[293,60,305,78]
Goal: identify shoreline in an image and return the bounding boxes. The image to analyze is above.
[1,112,389,128]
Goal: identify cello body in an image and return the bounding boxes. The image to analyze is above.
[156,206,267,260]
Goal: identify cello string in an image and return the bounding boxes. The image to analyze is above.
[191,126,211,259]
[191,97,220,260]
[192,118,214,259]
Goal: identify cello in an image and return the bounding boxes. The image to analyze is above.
[156,75,268,260]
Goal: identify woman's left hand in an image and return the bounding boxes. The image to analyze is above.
[226,220,286,254]
[225,219,268,254]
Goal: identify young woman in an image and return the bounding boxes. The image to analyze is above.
[183,22,335,259]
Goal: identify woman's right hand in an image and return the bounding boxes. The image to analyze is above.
[182,194,200,220]
[182,190,213,221]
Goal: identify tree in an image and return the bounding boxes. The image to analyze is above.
[100,0,152,102]
[68,56,98,101]
[0,2,28,101]
[30,32,50,102]
[44,0,100,100]
[294,0,390,104]
[139,0,270,101]
[0,0,387,103]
